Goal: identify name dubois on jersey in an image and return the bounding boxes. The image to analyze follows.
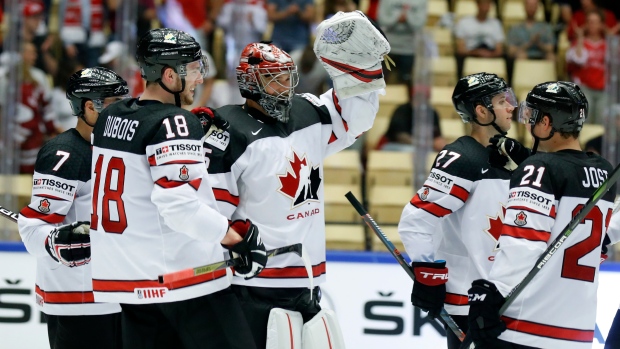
[508,187,553,214]
[32,174,77,201]
[103,115,139,141]
[425,169,455,193]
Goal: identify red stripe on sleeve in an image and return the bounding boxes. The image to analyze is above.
[328,132,338,144]
[502,316,594,342]
[257,262,326,279]
[502,225,551,242]
[154,177,200,190]
[449,185,469,202]
[213,188,240,206]
[445,292,468,305]
[410,195,452,217]
[34,194,69,201]
[93,269,227,292]
[20,206,65,224]
[331,90,348,131]
[36,285,95,304]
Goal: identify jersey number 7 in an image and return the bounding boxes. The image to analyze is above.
[91,155,128,234]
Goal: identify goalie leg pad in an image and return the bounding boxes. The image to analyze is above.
[314,10,391,99]
[266,308,303,349]
[302,309,346,349]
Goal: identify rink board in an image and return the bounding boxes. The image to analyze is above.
[0,243,618,348]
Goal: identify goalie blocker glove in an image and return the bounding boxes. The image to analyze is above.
[488,134,531,171]
[228,219,267,279]
[45,221,91,267]
[191,107,230,136]
[410,261,448,319]
[314,10,390,99]
[464,279,507,349]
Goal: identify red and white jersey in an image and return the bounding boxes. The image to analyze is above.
[205,90,378,288]
[490,150,616,349]
[606,202,620,244]
[90,99,230,304]
[398,136,511,315]
[18,129,119,316]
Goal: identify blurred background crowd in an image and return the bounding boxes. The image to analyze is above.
[1,0,620,259]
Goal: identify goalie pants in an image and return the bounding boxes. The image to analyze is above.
[232,285,322,349]
[46,312,121,349]
[120,287,257,349]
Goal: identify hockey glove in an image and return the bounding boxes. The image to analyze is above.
[191,107,229,136]
[466,279,506,348]
[314,10,391,99]
[229,219,267,280]
[488,135,530,171]
[410,261,448,319]
[45,221,91,267]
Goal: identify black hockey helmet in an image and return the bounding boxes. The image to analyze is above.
[452,72,515,125]
[66,67,129,117]
[136,28,208,82]
[518,81,588,134]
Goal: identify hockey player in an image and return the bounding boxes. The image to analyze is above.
[17,67,129,349]
[201,11,389,348]
[465,81,617,349]
[397,72,517,349]
[89,28,263,349]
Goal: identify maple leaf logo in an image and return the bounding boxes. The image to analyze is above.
[179,165,189,181]
[38,199,51,213]
[419,187,430,201]
[514,211,527,226]
[485,205,506,250]
[277,149,321,208]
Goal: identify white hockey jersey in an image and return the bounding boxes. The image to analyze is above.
[90,99,231,304]
[18,129,120,316]
[205,90,378,288]
[398,136,511,315]
[490,150,616,349]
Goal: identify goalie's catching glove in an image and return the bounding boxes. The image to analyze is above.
[191,107,229,136]
[314,10,390,99]
[229,219,267,279]
[45,221,91,267]
[466,279,506,348]
[410,261,448,319]
[488,135,530,171]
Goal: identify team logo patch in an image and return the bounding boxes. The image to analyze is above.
[419,187,430,201]
[135,287,168,300]
[546,83,560,93]
[467,76,480,87]
[163,32,177,44]
[179,165,190,181]
[514,211,527,226]
[277,149,322,209]
[38,199,51,213]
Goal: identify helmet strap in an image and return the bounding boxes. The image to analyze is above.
[79,114,96,128]
[529,125,555,155]
[472,108,507,136]
[158,78,186,108]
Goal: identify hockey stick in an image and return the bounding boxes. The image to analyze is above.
[0,205,18,223]
[158,243,303,284]
[345,192,466,342]
[461,162,620,348]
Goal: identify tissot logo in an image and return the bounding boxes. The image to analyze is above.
[277,149,322,208]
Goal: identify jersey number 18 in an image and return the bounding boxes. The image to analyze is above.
[91,155,128,234]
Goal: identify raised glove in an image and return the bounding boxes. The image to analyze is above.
[45,221,91,267]
[314,10,390,99]
[488,135,530,171]
[411,261,448,319]
[229,219,267,279]
[191,107,229,135]
[466,279,506,348]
